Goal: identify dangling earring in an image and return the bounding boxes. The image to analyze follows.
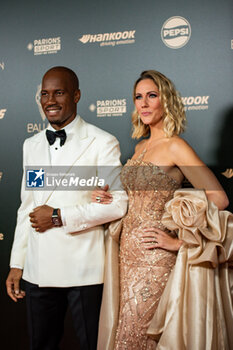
[138,114,141,127]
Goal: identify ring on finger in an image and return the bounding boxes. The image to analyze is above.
[96,196,101,203]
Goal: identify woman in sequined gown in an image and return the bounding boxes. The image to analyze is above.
[93,71,228,350]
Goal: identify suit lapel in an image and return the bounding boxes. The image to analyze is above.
[54,117,94,166]
[33,131,51,166]
[28,131,50,204]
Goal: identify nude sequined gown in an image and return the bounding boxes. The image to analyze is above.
[114,153,180,350]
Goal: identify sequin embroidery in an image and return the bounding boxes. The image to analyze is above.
[114,152,180,350]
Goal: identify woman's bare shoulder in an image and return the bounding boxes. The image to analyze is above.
[167,135,189,149]
[135,139,147,152]
[167,136,205,166]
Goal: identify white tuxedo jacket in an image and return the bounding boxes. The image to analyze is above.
[10,116,128,287]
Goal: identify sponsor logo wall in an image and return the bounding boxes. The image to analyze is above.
[27,37,61,55]
[161,16,191,49]
[95,99,127,117]
[0,0,232,348]
[182,96,209,111]
[79,30,136,46]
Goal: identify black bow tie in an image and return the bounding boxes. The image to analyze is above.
[46,129,67,146]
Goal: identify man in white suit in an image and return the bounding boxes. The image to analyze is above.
[6,66,127,350]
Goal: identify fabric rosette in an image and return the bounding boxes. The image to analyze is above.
[162,188,233,267]
[147,189,233,350]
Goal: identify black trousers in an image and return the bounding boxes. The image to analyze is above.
[24,281,103,350]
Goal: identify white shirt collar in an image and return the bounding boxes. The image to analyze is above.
[47,115,79,135]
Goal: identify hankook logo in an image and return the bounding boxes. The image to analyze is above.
[79,30,136,47]
[182,95,209,111]
[161,16,191,49]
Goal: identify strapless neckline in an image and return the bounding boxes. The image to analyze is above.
[128,149,180,185]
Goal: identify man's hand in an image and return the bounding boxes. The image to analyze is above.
[29,205,54,233]
[6,268,25,302]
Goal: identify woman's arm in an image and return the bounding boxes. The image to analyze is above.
[169,137,229,210]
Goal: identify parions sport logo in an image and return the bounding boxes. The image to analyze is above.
[27,37,61,55]
[79,30,136,47]
[161,17,191,49]
[89,99,127,117]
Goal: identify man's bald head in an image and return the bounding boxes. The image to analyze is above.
[43,66,79,91]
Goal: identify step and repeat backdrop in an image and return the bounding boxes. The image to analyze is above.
[0,0,232,348]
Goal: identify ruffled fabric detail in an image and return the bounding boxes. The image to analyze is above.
[147,189,233,350]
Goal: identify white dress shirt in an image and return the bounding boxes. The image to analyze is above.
[47,117,79,225]
[47,116,78,164]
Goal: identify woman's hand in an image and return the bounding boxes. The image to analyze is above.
[141,227,182,251]
[91,184,113,204]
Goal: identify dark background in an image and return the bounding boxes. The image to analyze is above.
[0,0,232,348]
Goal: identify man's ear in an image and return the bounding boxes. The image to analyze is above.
[74,89,81,103]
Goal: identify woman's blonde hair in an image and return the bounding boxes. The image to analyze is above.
[132,70,186,139]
